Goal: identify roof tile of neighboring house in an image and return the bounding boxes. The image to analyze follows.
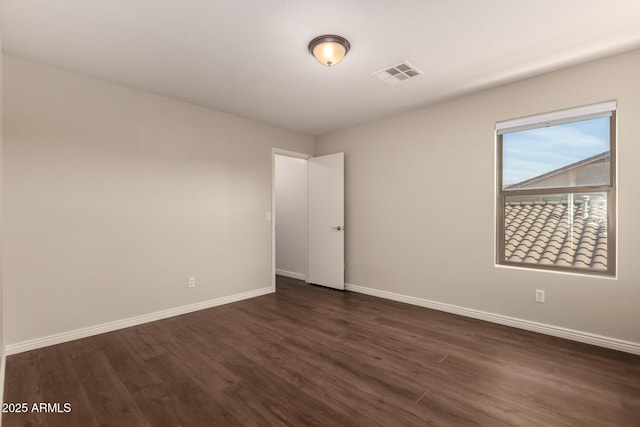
[504,197,607,270]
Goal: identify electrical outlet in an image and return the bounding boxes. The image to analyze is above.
[535,289,545,303]
[188,277,196,288]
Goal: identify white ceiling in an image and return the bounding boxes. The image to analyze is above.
[2,1,640,135]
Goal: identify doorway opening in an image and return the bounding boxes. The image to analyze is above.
[273,151,310,290]
[271,148,345,292]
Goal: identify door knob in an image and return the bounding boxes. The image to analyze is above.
[331,226,344,231]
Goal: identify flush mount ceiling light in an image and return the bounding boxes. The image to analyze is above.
[308,35,350,67]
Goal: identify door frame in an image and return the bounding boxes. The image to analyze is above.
[271,148,313,291]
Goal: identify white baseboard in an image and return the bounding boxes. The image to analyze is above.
[275,269,306,281]
[5,286,274,356]
[345,283,640,355]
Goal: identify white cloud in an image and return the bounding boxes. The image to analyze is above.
[502,117,608,185]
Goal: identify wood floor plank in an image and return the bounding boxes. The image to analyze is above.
[40,380,99,427]
[3,275,640,426]
[3,351,47,427]
[71,352,151,427]
[133,353,242,426]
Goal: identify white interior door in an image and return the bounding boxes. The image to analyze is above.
[308,152,344,290]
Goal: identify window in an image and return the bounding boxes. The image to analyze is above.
[496,102,616,276]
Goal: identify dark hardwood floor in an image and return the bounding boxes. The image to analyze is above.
[3,275,640,426]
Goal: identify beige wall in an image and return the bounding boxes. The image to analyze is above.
[3,56,314,344]
[316,49,640,344]
[0,32,4,365]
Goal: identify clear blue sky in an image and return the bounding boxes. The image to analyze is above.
[502,116,609,185]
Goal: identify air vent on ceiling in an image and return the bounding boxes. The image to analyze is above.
[372,61,423,86]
